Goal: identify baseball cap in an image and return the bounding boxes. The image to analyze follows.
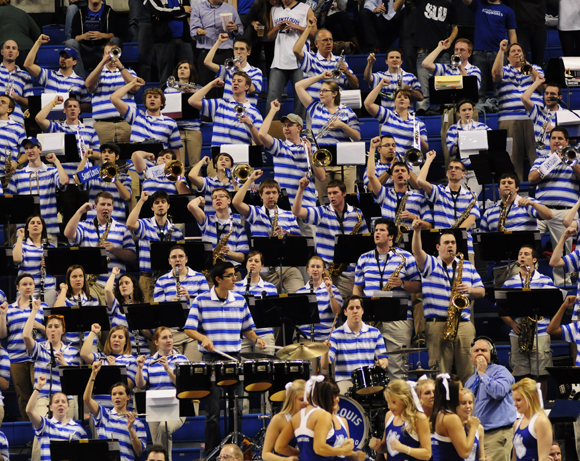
[60,48,79,61]
[21,137,42,148]
[280,114,303,126]
[101,143,121,155]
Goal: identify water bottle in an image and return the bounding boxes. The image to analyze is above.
[199,443,205,461]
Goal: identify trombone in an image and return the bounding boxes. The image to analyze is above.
[100,162,130,182]
[301,129,332,168]
[403,113,424,166]
[166,76,202,92]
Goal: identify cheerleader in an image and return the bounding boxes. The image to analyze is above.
[84,361,147,461]
[417,377,435,420]
[106,267,151,356]
[369,379,431,460]
[262,379,307,461]
[431,374,479,461]
[0,274,46,420]
[457,388,485,461]
[12,215,57,306]
[511,378,552,461]
[135,327,188,458]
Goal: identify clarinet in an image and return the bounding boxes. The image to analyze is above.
[309,277,315,341]
[244,270,252,296]
[39,238,48,302]
[175,266,181,300]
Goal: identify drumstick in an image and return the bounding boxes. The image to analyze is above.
[327,312,339,342]
[214,349,240,362]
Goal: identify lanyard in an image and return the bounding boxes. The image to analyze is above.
[442,259,457,288]
[375,250,390,289]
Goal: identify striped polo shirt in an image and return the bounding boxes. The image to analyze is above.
[199,214,249,267]
[14,239,56,294]
[164,86,200,131]
[501,271,555,336]
[69,218,137,285]
[124,106,183,150]
[29,341,81,398]
[217,62,263,106]
[372,70,422,109]
[446,120,491,167]
[373,187,433,225]
[530,152,580,207]
[0,349,10,407]
[363,160,393,188]
[35,416,87,461]
[497,64,544,122]
[0,63,33,125]
[153,267,209,305]
[0,431,8,461]
[5,302,46,363]
[300,51,355,100]
[562,321,580,366]
[563,250,580,320]
[266,138,317,208]
[234,277,278,336]
[7,164,65,235]
[432,62,482,89]
[420,254,483,320]
[303,202,369,268]
[63,294,99,348]
[90,67,138,120]
[197,176,236,217]
[245,205,301,237]
[201,98,263,145]
[37,67,90,102]
[84,174,133,224]
[185,287,257,354]
[0,119,25,174]
[375,107,428,156]
[93,406,146,461]
[47,120,100,178]
[307,101,360,145]
[140,166,187,195]
[140,351,188,388]
[329,322,387,382]
[134,217,184,273]
[354,248,420,319]
[107,298,151,356]
[527,103,560,154]
[91,352,137,410]
[295,282,343,340]
[480,196,540,232]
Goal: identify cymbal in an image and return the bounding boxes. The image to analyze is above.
[277,342,329,360]
[387,347,427,355]
[240,352,273,360]
[407,368,435,374]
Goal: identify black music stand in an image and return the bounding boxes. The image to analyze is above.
[496,288,563,379]
[0,248,18,299]
[345,193,382,230]
[51,439,121,461]
[401,229,469,256]
[0,195,40,243]
[428,75,479,105]
[122,302,189,330]
[476,231,543,264]
[361,296,408,324]
[138,194,198,222]
[150,241,213,273]
[45,305,110,332]
[118,142,164,162]
[176,94,200,120]
[332,234,375,269]
[211,145,264,168]
[44,247,108,276]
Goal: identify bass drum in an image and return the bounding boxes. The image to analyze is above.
[336,395,369,450]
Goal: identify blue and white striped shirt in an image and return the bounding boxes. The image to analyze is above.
[431,62,482,89]
[84,174,133,224]
[0,119,25,175]
[497,64,544,122]
[0,348,10,407]
[140,166,187,195]
[363,160,394,189]
[375,107,428,155]
[134,217,184,273]
[107,298,151,356]
[217,63,263,106]
[14,239,56,295]
[37,67,90,103]
[446,120,491,167]
[307,101,360,145]
[303,203,369,267]
[527,103,560,155]
[47,120,100,178]
[201,98,263,145]
[420,255,483,319]
[140,351,188,388]
[245,205,301,237]
[35,416,87,461]
[0,63,33,126]
[29,341,81,398]
[93,406,146,461]
[90,353,137,410]
[480,196,540,232]
[197,176,236,217]
[125,106,183,150]
[153,267,209,305]
[266,138,317,208]
[562,321,580,366]
[5,302,46,363]
[295,282,342,340]
[501,271,555,336]
[69,218,137,285]
[90,67,138,120]
[164,86,200,131]
[300,51,355,100]
[530,152,580,207]
[329,322,387,382]
[563,250,580,320]
[373,187,433,224]
[185,287,257,354]
[0,430,8,461]
[371,70,422,109]
[233,277,278,336]
[199,214,249,267]
[7,164,65,235]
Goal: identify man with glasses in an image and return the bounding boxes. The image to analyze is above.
[217,445,243,461]
[522,79,562,155]
[363,134,420,188]
[185,263,265,458]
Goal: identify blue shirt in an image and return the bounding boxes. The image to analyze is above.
[470,0,517,51]
[189,1,243,50]
[133,217,184,273]
[35,416,87,461]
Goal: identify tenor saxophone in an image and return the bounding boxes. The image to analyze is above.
[394,193,409,247]
[443,253,469,341]
[451,189,477,228]
[497,190,513,232]
[88,214,112,284]
[518,265,539,354]
[328,209,363,276]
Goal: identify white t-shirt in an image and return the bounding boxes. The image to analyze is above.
[559,0,580,31]
[271,2,311,70]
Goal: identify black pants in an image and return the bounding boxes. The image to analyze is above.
[559,29,580,57]
[197,48,233,99]
[518,25,547,66]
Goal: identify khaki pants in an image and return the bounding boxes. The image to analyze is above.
[90,283,106,306]
[11,361,35,420]
[331,274,354,305]
[180,129,202,166]
[411,293,425,337]
[93,121,131,145]
[262,267,304,294]
[499,119,536,182]
[148,418,186,461]
[484,426,513,461]
[139,274,155,303]
[315,165,357,200]
[380,319,413,380]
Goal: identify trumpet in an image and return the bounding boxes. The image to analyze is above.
[234,104,246,121]
[519,55,532,76]
[331,51,345,80]
[451,54,462,68]
[301,129,332,167]
[559,144,580,167]
[100,162,130,182]
[224,56,242,70]
[109,46,122,62]
[165,160,184,182]
[166,76,202,92]
[535,117,549,150]
[233,163,253,184]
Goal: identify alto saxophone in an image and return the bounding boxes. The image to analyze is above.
[89,214,112,284]
[213,218,234,265]
[328,209,363,276]
[383,249,406,291]
[394,192,409,247]
[451,189,477,228]
[497,190,513,232]
[443,253,469,341]
[518,265,540,354]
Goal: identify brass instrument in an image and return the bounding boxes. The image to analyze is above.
[5,76,14,97]
[559,144,579,167]
[520,55,532,76]
[2,146,14,189]
[301,129,332,168]
[166,76,202,92]
[394,192,409,247]
[100,162,131,182]
[224,56,243,70]
[234,104,246,121]
[317,105,346,140]
[270,207,278,237]
[518,265,540,354]
[497,190,513,232]
[233,164,253,184]
[383,249,406,291]
[396,65,403,91]
[109,47,122,62]
[165,160,184,182]
[404,113,423,166]
[331,51,345,80]
[535,115,550,150]
[443,252,469,341]
[451,54,462,68]
[451,188,477,228]
[328,209,363,276]
[89,214,112,283]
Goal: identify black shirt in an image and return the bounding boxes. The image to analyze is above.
[413,0,458,49]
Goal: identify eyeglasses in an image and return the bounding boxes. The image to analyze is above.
[217,456,240,461]
[221,273,236,279]
[319,89,333,93]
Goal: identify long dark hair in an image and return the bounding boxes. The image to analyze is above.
[114,274,144,304]
[174,60,198,85]
[24,214,48,241]
[310,376,339,413]
[64,264,93,301]
[429,374,462,432]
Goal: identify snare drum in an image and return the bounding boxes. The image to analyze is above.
[243,360,273,392]
[337,395,369,449]
[351,366,387,395]
[270,360,311,402]
[214,361,241,387]
[175,363,212,399]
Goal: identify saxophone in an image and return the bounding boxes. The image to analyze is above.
[518,265,539,354]
[213,219,234,265]
[451,189,477,228]
[497,191,513,232]
[270,207,278,237]
[383,249,406,291]
[328,209,363,276]
[443,253,469,341]
[394,193,409,247]
[89,214,112,284]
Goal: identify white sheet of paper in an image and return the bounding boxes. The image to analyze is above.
[146,389,180,422]
[41,93,69,112]
[336,142,366,165]
[162,93,182,118]
[556,110,580,126]
[37,133,65,156]
[458,131,488,158]
[341,90,362,109]
[145,164,166,180]
[220,144,249,164]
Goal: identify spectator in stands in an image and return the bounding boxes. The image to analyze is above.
[459,0,517,106]
[189,0,243,88]
[204,34,263,106]
[136,1,153,81]
[0,1,41,68]
[413,0,458,116]
[85,42,139,145]
[0,40,33,127]
[395,0,417,75]
[66,0,121,78]
[0,94,24,182]
[364,49,423,110]
[145,0,193,86]
[558,0,580,57]
[504,0,547,66]
[265,0,316,121]
[357,0,401,53]
[492,40,544,182]
[65,0,88,41]
[244,0,279,77]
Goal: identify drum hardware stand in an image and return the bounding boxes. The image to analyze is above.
[248,393,271,459]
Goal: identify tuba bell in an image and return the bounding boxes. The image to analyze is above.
[233,164,253,184]
[164,160,184,182]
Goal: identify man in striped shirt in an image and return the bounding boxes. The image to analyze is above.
[412,225,485,383]
[131,149,191,196]
[0,40,33,127]
[184,261,265,457]
[550,226,580,321]
[322,295,388,394]
[0,94,24,184]
[547,294,580,366]
[188,154,237,217]
[111,78,183,161]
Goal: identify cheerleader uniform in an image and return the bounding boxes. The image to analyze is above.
[465,428,480,461]
[384,413,421,461]
[513,414,539,461]
[432,433,463,461]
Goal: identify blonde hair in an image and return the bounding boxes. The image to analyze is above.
[385,380,419,436]
[511,377,542,416]
[417,378,435,400]
[460,388,474,401]
[280,379,306,416]
[307,256,326,268]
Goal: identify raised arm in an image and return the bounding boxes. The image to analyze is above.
[81,324,101,364]
[26,374,47,429]
[363,53,376,87]
[12,228,26,265]
[105,267,120,307]
[550,227,576,268]
[23,35,51,80]
[518,197,552,221]
[45,153,69,186]
[203,33,228,74]
[232,170,263,217]
[294,17,316,63]
[83,361,102,416]
[363,77,389,118]
[187,196,206,225]
[135,355,147,389]
[521,76,545,112]
[188,78,224,110]
[366,137,383,196]
[22,300,42,356]
[257,100,281,149]
[295,71,330,109]
[422,40,448,74]
[291,176,310,221]
[547,295,577,337]
[187,156,211,190]
[411,218,427,271]
[35,95,63,132]
[85,55,110,93]
[446,414,479,459]
[0,303,7,340]
[111,78,145,118]
[64,203,91,241]
[126,191,148,232]
[416,150,436,195]
[563,199,580,228]
[492,40,508,85]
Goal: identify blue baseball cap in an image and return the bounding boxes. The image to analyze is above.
[60,48,79,61]
[21,137,42,148]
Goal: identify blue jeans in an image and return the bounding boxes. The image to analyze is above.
[266,68,306,121]
[416,51,448,111]
[472,50,497,103]
[154,38,194,87]
[65,4,79,40]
